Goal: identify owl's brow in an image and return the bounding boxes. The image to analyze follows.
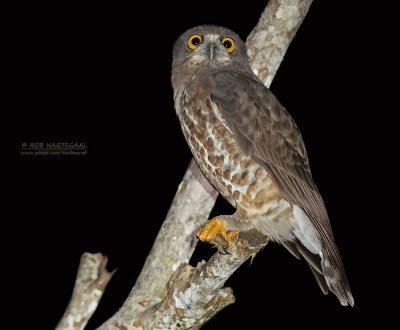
[204,34,220,41]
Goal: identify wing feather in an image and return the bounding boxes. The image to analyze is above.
[210,71,353,306]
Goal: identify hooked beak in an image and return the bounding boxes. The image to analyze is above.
[207,42,217,60]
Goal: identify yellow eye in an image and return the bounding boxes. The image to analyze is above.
[221,37,235,53]
[188,34,203,50]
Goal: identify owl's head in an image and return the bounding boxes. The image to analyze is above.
[172,25,249,71]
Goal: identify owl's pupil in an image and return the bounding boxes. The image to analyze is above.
[192,37,200,45]
[223,40,232,48]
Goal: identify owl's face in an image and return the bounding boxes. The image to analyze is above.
[172,25,249,70]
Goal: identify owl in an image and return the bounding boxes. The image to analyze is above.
[171,25,353,306]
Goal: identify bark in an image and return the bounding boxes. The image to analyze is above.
[97,159,218,329]
[55,253,114,330]
[246,0,313,88]
[56,1,314,329]
[143,230,269,329]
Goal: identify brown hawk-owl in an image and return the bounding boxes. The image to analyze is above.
[171,25,354,306]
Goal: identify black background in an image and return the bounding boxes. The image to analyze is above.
[10,1,389,329]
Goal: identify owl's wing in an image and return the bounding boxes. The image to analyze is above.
[210,71,353,306]
[210,71,327,226]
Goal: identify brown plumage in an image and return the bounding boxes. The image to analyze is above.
[171,25,354,306]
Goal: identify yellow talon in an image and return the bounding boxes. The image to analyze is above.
[196,219,225,241]
[196,219,240,246]
[226,231,240,246]
[250,252,258,265]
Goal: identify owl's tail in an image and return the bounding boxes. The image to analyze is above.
[282,238,354,306]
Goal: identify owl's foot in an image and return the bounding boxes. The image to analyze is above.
[196,219,240,247]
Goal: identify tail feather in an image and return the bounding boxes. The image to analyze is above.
[294,240,323,275]
[307,262,329,295]
[282,237,354,306]
[320,239,354,306]
[282,238,329,295]
[281,240,301,259]
[303,209,354,307]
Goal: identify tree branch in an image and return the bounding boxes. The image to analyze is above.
[96,159,218,329]
[246,0,313,88]
[143,230,269,329]
[56,1,314,329]
[55,253,114,330]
